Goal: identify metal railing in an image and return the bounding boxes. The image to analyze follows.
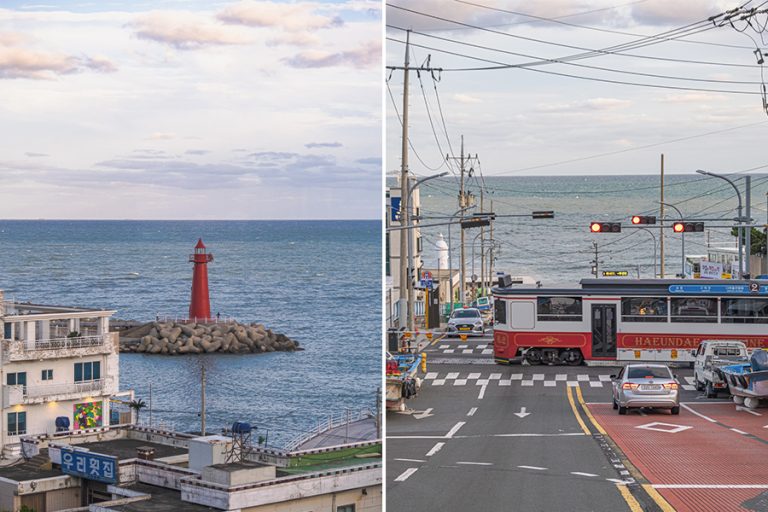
[18,335,108,352]
[10,379,106,401]
[156,315,238,325]
[282,408,375,451]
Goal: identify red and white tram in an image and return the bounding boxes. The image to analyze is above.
[492,279,768,365]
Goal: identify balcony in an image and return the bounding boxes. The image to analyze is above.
[4,379,109,406]
[2,334,115,362]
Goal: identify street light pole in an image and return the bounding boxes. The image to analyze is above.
[638,227,658,278]
[696,170,744,279]
[660,201,685,277]
[407,172,449,329]
[448,205,476,314]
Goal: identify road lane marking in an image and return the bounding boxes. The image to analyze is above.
[521,380,534,386]
[478,384,487,400]
[433,379,445,386]
[736,406,762,416]
[457,461,493,466]
[455,379,467,386]
[555,374,567,381]
[566,385,591,435]
[730,428,748,435]
[577,374,589,381]
[589,381,603,388]
[468,372,481,379]
[425,442,444,457]
[532,373,544,381]
[617,483,643,512]
[518,465,547,471]
[575,386,607,435]
[599,374,611,382]
[493,433,585,437]
[544,381,556,387]
[467,407,477,417]
[489,373,501,380]
[446,421,465,438]
[446,372,459,379]
[430,333,447,345]
[680,403,716,422]
[571,472,598,477]
[394,468,419,482]
[510,373,522,380]
[641,485,676,512]
[394,458,426,463]
[425,372,438,380]
[652,484,768,489]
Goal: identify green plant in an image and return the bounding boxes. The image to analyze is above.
[66,331,81,338]
[129,399,147,423]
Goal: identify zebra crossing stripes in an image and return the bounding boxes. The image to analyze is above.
[435,343,493,355]
[421,372,697,390]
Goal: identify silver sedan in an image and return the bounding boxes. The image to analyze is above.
[611,364,680,415]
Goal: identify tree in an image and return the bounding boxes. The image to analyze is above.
[730,227,767,255]
[129,399,147,424]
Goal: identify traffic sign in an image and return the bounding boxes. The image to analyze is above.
[602,270,629,277]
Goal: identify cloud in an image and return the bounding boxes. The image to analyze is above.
[659,92,727,104]
[0,33,118,79]
[535,97,632,113]
[356,157,381,165]
[25,152,48,157]
[628,0,725,26]
[283,41,380,68]
[305,142,342,148]
[453,93,482,104]
[132,12,252,50]
[146,132,176,140]
[218,1,344,33]
[185,149,211,156]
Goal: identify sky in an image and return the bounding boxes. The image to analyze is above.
[0,0,381,219]
[385,0,768,178]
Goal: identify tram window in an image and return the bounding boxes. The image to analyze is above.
[494,299,507,325]
[621,297,667,322]
[537,297,582,321]
[721,298,768,324]
[670,298,717,323]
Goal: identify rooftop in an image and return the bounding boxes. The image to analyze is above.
[108,483,218,512]
[76,438,186,461]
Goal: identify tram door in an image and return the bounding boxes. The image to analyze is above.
[591,304,617,358]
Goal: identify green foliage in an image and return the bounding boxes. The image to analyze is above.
[129,399,147,423]
[66,331,81,338]
[730,227,767,255]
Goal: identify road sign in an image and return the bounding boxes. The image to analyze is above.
[60,448,118,484]
[602,270,629,277]
[390,197,401,222]
[669,284,768,295]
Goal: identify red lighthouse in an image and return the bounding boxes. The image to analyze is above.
[189,238,213,321]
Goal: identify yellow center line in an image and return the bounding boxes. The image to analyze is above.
[642,485,677,512]
[575,385,607,436]
[430,333,447,346]
[565,385,591,435]
[616,484,643,512]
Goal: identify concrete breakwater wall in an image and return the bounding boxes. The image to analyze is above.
[120,321,300,355]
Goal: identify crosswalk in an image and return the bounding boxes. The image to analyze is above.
[422,372,697,390]
[433,343,493,355]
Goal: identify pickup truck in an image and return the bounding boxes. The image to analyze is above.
[692,340,749,398]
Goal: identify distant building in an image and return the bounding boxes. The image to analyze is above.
[0,290,132,458]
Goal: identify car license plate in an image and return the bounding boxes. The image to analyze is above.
[459,327,470,331]
[640,384,662,391]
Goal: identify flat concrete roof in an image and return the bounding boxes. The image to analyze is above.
[110,483,218,512]
[207,461,271,473]
[0,450,60,481]
[76,439,186,461]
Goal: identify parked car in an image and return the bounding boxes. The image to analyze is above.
[692,340,749,398]
[611,364,680,415]
[446,307,484,337]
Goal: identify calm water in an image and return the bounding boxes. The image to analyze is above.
[411,174,768,285]
[0,220,381,445]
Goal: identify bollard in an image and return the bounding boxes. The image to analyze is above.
[421,352,427,373]
[426,332,433,341]
[460,334,468,341]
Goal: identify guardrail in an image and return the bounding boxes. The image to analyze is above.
[19,335,109,352]
[11,379,106,402]
[282,408,375,452]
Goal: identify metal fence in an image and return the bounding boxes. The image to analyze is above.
[282,408,375,451]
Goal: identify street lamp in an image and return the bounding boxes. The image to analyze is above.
[406,172,448,330]
[637,227,658,278]
[659,201,685,277]
[696,170,744,279]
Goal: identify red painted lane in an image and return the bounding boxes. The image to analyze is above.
[685,403,768,441]
[589,403,768,512]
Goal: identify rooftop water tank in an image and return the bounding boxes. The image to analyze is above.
[232,421,252,434]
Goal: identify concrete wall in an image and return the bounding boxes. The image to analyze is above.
[0,477,18,512]
[240,487,381,512]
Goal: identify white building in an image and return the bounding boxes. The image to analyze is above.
[386,180,423,328]
[0,290,131,457]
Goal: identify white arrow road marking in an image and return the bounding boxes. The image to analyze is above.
[394,458,426,463]
[736,406,762,416]
[426,442,444,457]
[478,384,487,400]
[395,468,419,482]
[446,421,466,438]
[514,407,531,418]
[518,465,547,471]
[413,408,434,420]
[467,407,477,417]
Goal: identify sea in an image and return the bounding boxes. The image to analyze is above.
[410,174,768,285]
[0,220,381,446]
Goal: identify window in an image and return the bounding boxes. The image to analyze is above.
[721,298,768,324]
[627,366,673,379]
[74,361,101,382]
[621,298,668,322]
[671,298,717,323]
[337,506,355,512]
[494,299,506,325]
[537,297,582,321]
[8,412,26,436]
[7,372,27,390]
[41,369,53,381]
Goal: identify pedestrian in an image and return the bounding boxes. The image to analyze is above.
[216,312,221,321]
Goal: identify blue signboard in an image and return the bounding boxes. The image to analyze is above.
[61,448,117,484]
[390,197,401,222]
[668,284,768,295]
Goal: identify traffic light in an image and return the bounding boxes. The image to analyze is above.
[631,215,656,225]
[590,222,621,233]
[461,217,491,229]
[672,222,704,233]
[532,211,555,219]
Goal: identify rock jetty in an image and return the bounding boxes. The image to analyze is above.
[119,321,300,355]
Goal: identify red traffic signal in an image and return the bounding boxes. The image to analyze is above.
[590,222,621,233]
[631,215,656,225]
[672,222,704,233]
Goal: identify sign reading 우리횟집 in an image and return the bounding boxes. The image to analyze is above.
[60,447,117,484]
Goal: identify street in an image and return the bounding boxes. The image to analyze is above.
[387,331,768,512]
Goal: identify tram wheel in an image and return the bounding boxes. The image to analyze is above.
[524,348,542,365]
[562,349,583,366]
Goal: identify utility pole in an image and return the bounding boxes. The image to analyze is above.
[746,175,752,278]
[375,387,381,439]
[201,364,206,436]
[488,199,494,290]
[149,382,152,427]
[479,187,485,297]
[398,30,411,330]
[459,136,466,305]
[764,192,767,275]
[659,154,665,278]
[592,242,600,278]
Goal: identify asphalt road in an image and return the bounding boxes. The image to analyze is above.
[386,332,719,512]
